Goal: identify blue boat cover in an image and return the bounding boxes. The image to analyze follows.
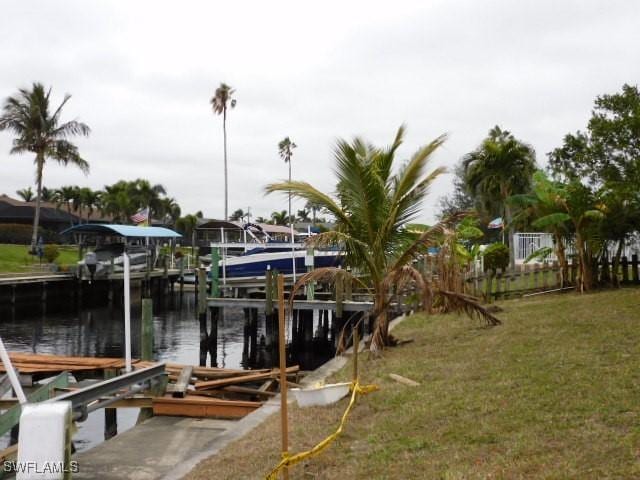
[61,224,182,238]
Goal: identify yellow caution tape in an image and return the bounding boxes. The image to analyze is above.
[266,380,379,479]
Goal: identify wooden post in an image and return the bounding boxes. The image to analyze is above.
[352,325,359,383]
[210,247,220,298]
[265,268,273,316]
[621,256,629,284]
[306,247,315,301]
[141,298,153,361]
[485,269,493,303]
[197,268,207,316]
[277,274,289,479]
[632,254,639,284]
[104,368,118,440]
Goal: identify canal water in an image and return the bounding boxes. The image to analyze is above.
[0,291,337,452]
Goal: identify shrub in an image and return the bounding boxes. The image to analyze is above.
[0,224,60,244]
[483,242,510,272]
[43,244,60,263]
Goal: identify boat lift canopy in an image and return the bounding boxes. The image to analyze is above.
[62,223,182,238]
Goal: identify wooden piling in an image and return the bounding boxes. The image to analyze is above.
[277,274,289,480]
[104,368,118,440]
[141,298,153,361]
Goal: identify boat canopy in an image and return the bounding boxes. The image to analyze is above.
[61,224,182,238]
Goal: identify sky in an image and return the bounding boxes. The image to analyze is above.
[1,0,639,223]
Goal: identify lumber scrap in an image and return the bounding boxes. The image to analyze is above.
[152,395,261,419]
[389,373,420,387]
[172,366,193,398]
[194,366,300,391]
[0,353,138,374]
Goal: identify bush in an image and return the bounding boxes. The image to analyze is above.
[43,244,60,263]
[0,224,60,244]
[483,242,510,272]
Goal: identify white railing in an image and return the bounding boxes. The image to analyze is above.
[513,232,640,263]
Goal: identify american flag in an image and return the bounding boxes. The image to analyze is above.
[131,207,149,225]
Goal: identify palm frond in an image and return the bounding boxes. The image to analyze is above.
[265,180,352,227]
[436,290,501,326]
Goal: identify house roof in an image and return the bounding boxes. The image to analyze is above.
[0,194,111,223]
[61,224,182,238]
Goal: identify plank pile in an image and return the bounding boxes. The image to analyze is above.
[137,362,301,420]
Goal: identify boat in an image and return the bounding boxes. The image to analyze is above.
[182,248,342,284]
[78,244,148,278]
[222,248,341,279]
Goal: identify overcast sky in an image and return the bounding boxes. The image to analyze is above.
[1,1,638,223]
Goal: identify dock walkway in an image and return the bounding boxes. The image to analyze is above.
[73,415,236,480]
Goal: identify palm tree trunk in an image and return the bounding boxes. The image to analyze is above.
[223,106,228,221]
[504,200,515,269]
[31,154,44,252]
[552,230,568,287]
[611,239,624,288]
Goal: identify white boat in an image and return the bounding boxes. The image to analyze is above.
[78,244,148,278]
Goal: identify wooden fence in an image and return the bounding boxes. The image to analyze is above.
[464,254,640,301]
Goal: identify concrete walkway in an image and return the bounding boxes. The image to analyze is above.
[73,416,235,480]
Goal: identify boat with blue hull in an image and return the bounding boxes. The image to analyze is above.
[222,249,341,278]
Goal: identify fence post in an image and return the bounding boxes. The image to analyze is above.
[485,269,494,303]
[621,256,629,284]
[632,254,639,284]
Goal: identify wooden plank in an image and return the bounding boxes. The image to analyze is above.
[0,372,69,437]
[152,395,261,419]
[389,373,420,387]
[194,366,300,391]
[172,366,194,398]
[258,380,274,393]
[222,385,277,398]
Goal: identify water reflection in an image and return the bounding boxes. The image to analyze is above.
[0,290,347,451]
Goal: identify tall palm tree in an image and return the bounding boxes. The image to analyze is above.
[278,137,297,227]
[0,83,90,250]
[463,126,536,267]
[210,83,237,220]
[16,187,34,202]
[267,126,499,351]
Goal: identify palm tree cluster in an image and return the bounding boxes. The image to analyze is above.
[267,126,500,352]
[438,84,640,292]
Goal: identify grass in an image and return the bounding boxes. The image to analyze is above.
[0,243,79,273]
[185,287,640,479]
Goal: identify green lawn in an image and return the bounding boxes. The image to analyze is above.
[186,288,640,479]
[0,243,79,273]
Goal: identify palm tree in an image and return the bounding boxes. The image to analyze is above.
[305,200,323,225]
[278,137,297,228]
[270,210,289,226]
[267,126,500,351]
[54,185,80,226]
[41,186,55,202]
[0,83,90,250]
[210,83,237,220]
[463,126,536,267]
[229,208,245,221]
[297,208,311,222]
[158,197,181,226]
[16,187,34,202]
